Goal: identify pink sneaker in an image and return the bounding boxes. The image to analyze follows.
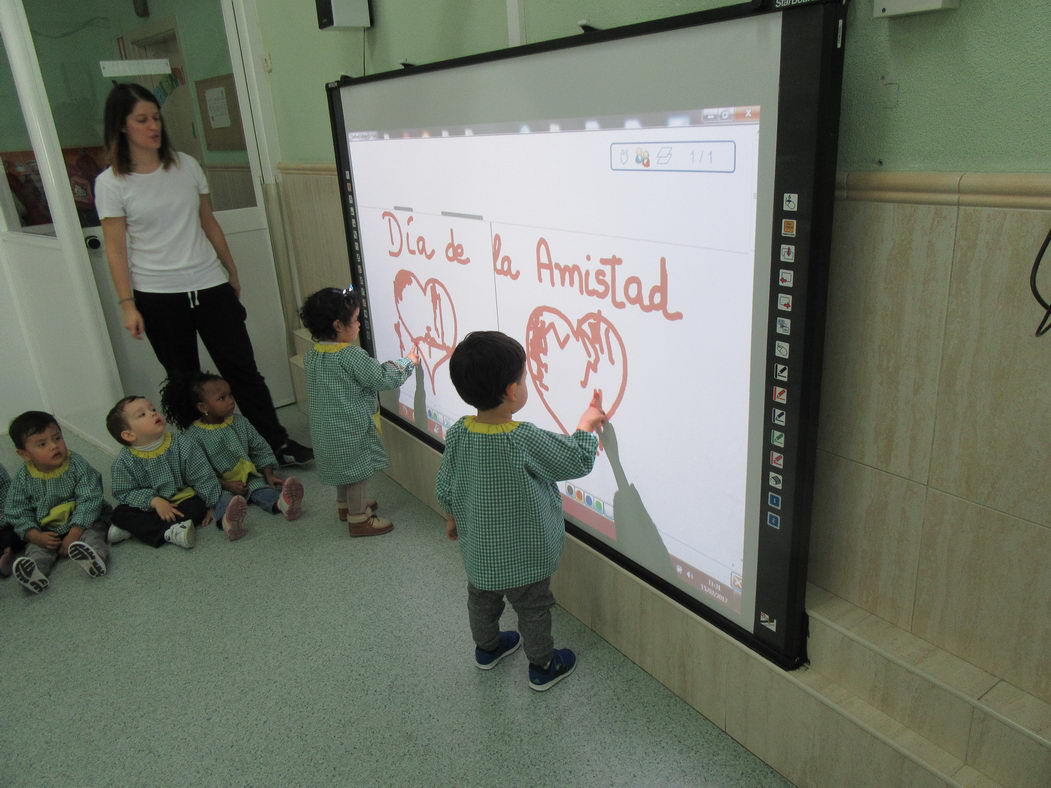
[277,477,304,521]
[222,495,248,541]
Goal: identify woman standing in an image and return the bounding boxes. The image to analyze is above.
[95,82,311,465]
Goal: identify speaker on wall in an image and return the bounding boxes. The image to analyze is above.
[317,0,371,29]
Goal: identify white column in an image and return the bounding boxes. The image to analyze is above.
[0,0,122,447]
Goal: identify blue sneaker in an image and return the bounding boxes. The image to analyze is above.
[528,648,577,691]
[475,631,521,670]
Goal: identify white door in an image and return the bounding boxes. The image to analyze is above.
[21,1,293,413]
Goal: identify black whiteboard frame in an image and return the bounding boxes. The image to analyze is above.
[326,0,846,669]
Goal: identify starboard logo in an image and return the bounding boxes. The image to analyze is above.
[775,0,821,7]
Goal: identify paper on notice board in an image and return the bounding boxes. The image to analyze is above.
[205,87,231,128]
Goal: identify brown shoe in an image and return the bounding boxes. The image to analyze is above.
[348,513,393,537]
[338,501,378,522]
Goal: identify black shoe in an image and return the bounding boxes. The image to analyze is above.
[278,439,314,467]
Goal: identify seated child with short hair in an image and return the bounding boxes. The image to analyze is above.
[160,371,304,526]
[5,411,110,594]
[0,464,25,578]
[436,331,606,692]
[106,396,223,548]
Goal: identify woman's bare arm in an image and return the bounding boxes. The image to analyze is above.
[100,216,145,339]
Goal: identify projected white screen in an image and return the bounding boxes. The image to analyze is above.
[341,13,784,629]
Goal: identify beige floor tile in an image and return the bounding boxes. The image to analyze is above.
[808,617,974,760]
[929,207,1051,527]
[912,649,999,702]
[913,491,1051,704]
[806,583,873,629]
[980,682,1051,741]
[634,586,729,728]
[728,658,953,787]
[952,765,1004,787]
[808,451,927,628]
[967,709,1051,788]
[819,200,956,482]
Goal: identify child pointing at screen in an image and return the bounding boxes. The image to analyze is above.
[299,286,419,536]
[436,330,606,691]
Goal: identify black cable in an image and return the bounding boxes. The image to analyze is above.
[1030,222,1051,336]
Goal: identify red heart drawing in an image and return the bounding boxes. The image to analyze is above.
[393,270,458,393]
[525,307,627,435]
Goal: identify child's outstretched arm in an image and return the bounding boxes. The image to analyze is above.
[576,389,607,433]
[348,343,419,393]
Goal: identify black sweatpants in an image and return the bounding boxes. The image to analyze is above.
[0,523,24,553]
[111,495,210,548]
[133,283,288,450]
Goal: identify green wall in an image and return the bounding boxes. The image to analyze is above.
[5,1,1047,172]
[2,0,247,166]
[256,0,1051,172]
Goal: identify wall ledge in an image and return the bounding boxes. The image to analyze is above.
[277,162,338,176]
[838,171,1051,210]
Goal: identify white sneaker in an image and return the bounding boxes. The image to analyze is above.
[107,524,133,544]
[13,556,49,593]
[68,541,107,577]
[163,520,196,549]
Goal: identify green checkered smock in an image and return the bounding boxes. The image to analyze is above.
[0,464,9,510]
[5,452,105,538]
[305,342,415,486]
[111,432,221,509]
[187,415,276,496]
[435,417,599,590]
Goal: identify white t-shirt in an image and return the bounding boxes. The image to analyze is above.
[94,152,228,293]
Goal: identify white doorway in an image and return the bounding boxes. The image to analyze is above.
[0,0,294,439]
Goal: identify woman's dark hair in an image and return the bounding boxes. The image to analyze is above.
[299,287,362,341]
[160,370,224,430]
[448,331,526,411]
[8,410,60,451]
[102,82,176,175]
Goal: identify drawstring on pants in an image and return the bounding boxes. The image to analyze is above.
[187,290,200,309]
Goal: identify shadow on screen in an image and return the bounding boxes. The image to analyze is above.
[413,363,429,434]
[602,420,678,586]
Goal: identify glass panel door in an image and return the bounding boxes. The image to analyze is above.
[21,0,256,229]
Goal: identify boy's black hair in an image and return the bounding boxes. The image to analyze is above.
[299,287,362,341]
[9,411,60,451]
[449,331,527,411]
[106,395,144,446]
[160,370,224,430]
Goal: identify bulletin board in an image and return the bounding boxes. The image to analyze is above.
[194,73,246,151]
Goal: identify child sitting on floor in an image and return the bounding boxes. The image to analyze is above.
[0,464,25,579]
[106,396,228,547]
[5,411,110,594]
[160,371,304,524]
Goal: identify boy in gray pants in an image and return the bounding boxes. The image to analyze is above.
[436,331,605,691]
[6,411,109,593]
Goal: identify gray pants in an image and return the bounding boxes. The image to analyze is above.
[468,578,555,666]
[24,523,109,577]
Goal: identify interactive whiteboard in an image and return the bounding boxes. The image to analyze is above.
[329,1,846,667]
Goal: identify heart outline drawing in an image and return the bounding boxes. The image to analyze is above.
[393,269,457,394]
[524,306,627,435]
